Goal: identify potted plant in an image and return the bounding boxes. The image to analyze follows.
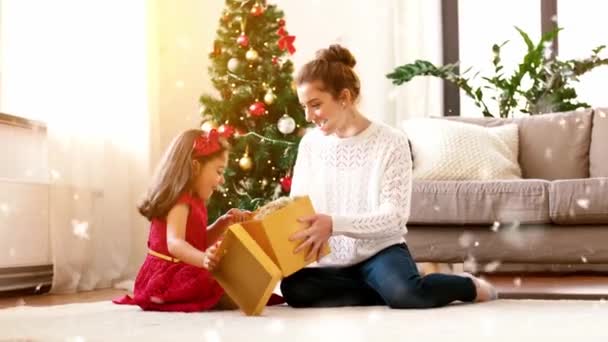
[387,27,608,118]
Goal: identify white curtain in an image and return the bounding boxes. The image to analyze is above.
[0,1,151,293]
[277,0,444,125]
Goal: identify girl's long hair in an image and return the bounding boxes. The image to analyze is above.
[137,129,229,221]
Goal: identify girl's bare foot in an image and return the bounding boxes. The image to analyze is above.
[459,273,498,302]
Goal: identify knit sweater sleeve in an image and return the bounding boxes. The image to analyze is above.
[332,133,412,239]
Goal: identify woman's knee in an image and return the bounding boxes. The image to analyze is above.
[279,275,313,308]
[381,284,438,309]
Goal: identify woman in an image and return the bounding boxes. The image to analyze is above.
[283,44,497,308]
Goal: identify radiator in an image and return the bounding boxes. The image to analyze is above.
[0,113,52,293]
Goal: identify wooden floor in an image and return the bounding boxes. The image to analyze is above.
[1,275,607,309]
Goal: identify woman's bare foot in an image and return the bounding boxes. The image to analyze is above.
[459,273,498,302]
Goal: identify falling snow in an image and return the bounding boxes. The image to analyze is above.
[513,277,522,287]
[464,255,478,274]
[71,220,90,240]
[0,203,10,215]
[204,329,221,342]
[484,261,502,272]
[458,232,474,248]
[576,198,590,209]
[50,169,61,180]
[265,318,286,334]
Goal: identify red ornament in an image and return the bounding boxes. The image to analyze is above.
[237,34,249,48]
[218,124,235,139]
[271,56,279,65]
[277,19,285,27]
[251,3,265,16]
[280,176,292,193]
[248,102,266,117]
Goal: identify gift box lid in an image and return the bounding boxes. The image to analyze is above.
[212,224,282,316]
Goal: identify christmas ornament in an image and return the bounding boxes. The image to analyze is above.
[227,57,240,72]
[263,90,275,105]
[280,175,292,193]
[236,34,249,48]
[201,120,218,132]
[245,48,259,62]
[212,41,222,57]
[277,114,296,134]
[277,27,296,54]
[251,3,265,16]
[218,124,235,138]
[277,18,285,27]
[239,149,253,171]
[248,101,266,117]
[271,56,279,65]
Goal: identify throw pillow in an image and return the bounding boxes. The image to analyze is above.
[402,118,521,180]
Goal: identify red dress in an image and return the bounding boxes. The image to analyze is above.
[113,193,224,312]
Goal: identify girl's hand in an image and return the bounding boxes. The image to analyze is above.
[289,214,333,262]
[202,240,222,271]
[216,208,252,228]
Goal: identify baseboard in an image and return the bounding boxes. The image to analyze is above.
[0,264,53,294]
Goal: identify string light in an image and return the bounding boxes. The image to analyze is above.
[239,132,297,146]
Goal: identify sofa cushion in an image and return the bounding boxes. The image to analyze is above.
[447,110,593,180]
[590,108,608,177]
[402,119,521,180]
[409,179,550,225]
[514,109,593,180]
[549,178,608,224]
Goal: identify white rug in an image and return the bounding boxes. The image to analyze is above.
[1,299,606,341]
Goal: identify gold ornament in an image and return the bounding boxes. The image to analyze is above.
[263,90,275,105]
[245,48,259,62]
[239,147,253,171]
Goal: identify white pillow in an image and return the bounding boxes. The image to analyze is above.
[402,119,522,180]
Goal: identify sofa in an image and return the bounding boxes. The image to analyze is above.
[403,108,608,270]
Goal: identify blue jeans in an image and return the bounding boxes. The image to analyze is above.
[281,243,476,308]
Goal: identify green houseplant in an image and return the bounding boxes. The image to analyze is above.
[387,27,608,118]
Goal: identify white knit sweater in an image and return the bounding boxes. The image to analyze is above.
[290,121,412,266]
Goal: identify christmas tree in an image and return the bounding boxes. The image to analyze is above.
[200,0,307,222]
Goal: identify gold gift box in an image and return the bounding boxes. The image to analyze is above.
[212,196,330,315]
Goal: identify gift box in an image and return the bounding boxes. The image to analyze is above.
[212,196,330,315]
[212,225,281,316]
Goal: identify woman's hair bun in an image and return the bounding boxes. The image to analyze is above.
[315,44,356,68]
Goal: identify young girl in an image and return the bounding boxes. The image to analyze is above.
[113,129,252,311]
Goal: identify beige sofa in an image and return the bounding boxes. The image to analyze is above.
[405,108,608,268]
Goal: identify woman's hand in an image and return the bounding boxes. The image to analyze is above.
[202,240,222,271]
[290,214,332,262]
